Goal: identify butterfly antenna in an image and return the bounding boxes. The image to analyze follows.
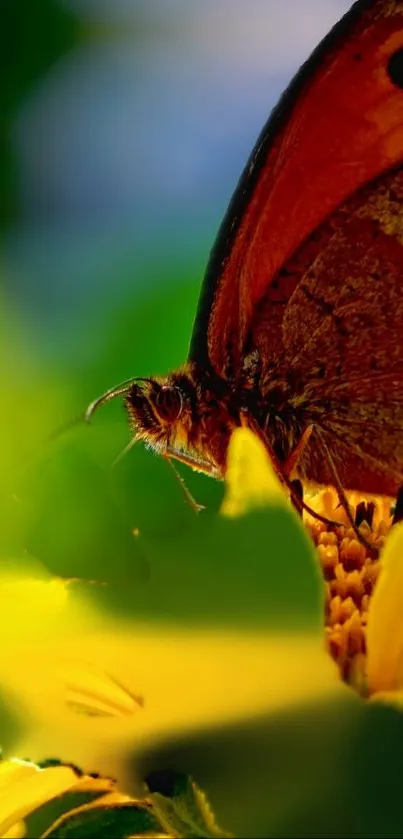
[42,378,139,450]
[43,377,152,452]
[47,412,89,443]
[111,435,138,468]
[84,378,146,423]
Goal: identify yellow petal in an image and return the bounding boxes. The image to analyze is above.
[0,761,79,838]
[11,624,340,780]
[366,522,403,694]
[221,428,287,518]
[59,663,143,717]
[0,759,38,791]
[3,821,25,838]
[0,555,340,780]
[0,575,71,643]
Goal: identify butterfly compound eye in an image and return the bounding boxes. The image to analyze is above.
[154,386,183,422]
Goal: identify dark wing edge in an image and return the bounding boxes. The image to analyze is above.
[187,0,373,371]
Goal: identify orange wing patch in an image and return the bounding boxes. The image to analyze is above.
[205,0,403,378]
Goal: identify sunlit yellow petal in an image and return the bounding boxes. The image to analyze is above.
[0,759,38,790]
[59,663,143,717]
[1,577,68,615]
[0,575,72,643]
[0,538,341,782]
[0,761,79,838]
[221,427,287,518]
[366,522,403,694]
[3,820,25,838]
[9,623,340,780]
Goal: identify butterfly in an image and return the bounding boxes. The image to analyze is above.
[86,0,403,527]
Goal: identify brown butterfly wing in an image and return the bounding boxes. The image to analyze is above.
[189,0,403,383]
[254,165,403,496]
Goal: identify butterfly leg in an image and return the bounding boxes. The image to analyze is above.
[283,425,313,479]
[290,478,303,517]
[162,450,219,513]
[239,410,286,484]
[314,427,378,556]
[164,447,218,476]
[283,427,316,518]
[239,410,341,527]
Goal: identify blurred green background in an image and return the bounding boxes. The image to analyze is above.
[8,4,403,839]
[1,0,352,552]
[1,0,352,374]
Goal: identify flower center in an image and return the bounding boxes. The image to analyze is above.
[305,489,391,692]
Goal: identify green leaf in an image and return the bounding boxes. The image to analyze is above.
[86,500,323,634]
[136,691,358,838]
[23,436,143,584]
[25,772,114,839]
[43,802,164,839]
[136,688,403,838]
[145,771,232,839]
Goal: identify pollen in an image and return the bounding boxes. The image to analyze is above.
[304,488,392,689]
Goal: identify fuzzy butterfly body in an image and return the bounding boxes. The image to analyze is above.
[102,0,403,501]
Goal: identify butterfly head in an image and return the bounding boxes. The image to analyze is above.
[84,369,232,476]
[125,376,188,451]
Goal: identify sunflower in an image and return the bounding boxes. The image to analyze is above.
[224,427,403,704]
